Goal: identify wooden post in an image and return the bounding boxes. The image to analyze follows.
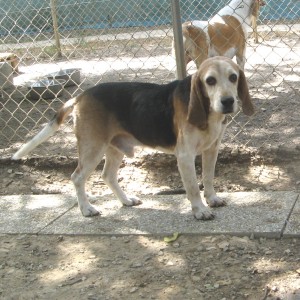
[50,0,63,58]
[252,10,259,44]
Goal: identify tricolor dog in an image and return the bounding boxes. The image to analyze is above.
[180,0,265,71]
[13,57,254,220]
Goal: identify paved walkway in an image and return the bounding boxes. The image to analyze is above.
[0,191,299,237]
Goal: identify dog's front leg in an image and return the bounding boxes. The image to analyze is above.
[176,152,214,220]
[202,144,226,208]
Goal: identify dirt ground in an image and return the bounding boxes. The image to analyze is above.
[0,234,299,300]
[0,27,300,299]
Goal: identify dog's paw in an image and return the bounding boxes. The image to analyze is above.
[122,196,143,206]
[207,196,227,207]
[80,204,101,217]
[193,207,215,220]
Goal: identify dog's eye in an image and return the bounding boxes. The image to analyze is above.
[229,74,237,83]
[206,76,216,86]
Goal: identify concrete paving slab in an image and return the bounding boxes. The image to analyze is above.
[37,191,298,237]
[0,192,297,236]
[0,194,76,234]
[283,194,300,237]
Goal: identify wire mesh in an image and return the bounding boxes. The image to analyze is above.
[0,0,299,160]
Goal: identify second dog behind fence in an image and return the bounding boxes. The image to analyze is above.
[177,0,265,72]
[12,57,254,221]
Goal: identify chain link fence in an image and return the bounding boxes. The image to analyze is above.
[0,0,299,161]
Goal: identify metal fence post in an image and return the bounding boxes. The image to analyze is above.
[171,0,186,80]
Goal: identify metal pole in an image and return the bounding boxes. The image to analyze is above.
[171,0,186,80]
[50,0,63,59]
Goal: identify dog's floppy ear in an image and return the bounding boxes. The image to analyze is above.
[187,73,210,130]
[238,69,255,116]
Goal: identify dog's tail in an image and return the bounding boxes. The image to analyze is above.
[12,97,77,160]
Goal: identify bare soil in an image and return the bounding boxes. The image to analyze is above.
[0,234,300,300]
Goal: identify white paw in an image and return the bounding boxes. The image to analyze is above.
[192,207,215,220]
[206,195,227,207]
[122,196,142,206]
[80,203,100,217]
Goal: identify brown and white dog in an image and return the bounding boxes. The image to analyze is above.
[12,57,254,220]
[180,0,265,71]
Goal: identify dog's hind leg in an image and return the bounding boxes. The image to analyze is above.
[236,47,246,71]
[71,145,105,217]
[102,146,142,206]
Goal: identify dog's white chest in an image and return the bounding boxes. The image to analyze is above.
[185,121,226,155]
[202,123,226,151]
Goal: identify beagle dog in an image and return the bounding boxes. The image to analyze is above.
[13,57,254,220]
[180,0,265,71]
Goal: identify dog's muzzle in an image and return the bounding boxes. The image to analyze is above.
[221,96,235,114]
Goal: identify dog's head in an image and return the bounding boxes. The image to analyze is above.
[187,56,254,130]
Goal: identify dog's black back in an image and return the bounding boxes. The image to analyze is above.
[84,78,192,148]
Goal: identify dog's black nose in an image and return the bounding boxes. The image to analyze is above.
[221,96,234,107]
[221,96,234,113]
